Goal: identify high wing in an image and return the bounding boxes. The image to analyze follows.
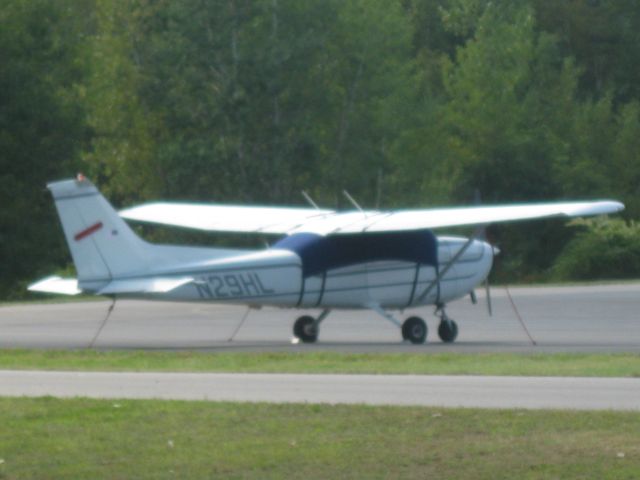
[331,201,625,234]
[120,203,335,234]
[120,200,624,235]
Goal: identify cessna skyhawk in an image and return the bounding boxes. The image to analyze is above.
[29,176,624,344]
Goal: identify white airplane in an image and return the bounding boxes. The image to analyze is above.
[29,175,624,344]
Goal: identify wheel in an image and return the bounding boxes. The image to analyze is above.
[293,315,318,343]
[401,316,427,344]
[438,319,458,343]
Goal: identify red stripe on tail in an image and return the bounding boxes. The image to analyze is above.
[74,222,103,241]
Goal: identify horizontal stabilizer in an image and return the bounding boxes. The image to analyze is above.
[28,276,81,295]
[97,277,194,295]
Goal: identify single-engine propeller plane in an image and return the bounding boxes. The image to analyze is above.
[29,176,624,344]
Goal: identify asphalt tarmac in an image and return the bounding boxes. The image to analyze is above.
[1,370,638,410]
[1,283,639,352]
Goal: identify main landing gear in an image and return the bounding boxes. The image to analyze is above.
[401,316,427,344]
[293,309,330,344]
[293,315,317,343]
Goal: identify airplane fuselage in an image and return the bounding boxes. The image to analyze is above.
[103,235,494,310]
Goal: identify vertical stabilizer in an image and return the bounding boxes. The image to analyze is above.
[47,177,152,283]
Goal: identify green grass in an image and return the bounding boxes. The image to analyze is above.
[0,397,638,479]
[1,349,639,377]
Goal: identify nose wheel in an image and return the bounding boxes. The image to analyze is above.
[436,306,458,343]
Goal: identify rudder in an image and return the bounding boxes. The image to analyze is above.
[48,176,153,284]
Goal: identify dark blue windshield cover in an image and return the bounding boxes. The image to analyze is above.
[274,230,438,277]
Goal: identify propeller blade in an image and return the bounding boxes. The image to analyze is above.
[485,277,493,316]
[474,189,495,316]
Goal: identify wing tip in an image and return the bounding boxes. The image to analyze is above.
[578,200,625,216]
[612,200,625,212]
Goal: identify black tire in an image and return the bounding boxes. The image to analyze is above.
[438,319,458,343]
[293,316,318,343]
[401,316,427,344]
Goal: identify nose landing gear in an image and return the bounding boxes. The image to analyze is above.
[435,304,458,343]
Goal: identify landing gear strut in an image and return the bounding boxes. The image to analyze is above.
[368,303,428,345]
[436,305,458,343]
[293,309,330,343]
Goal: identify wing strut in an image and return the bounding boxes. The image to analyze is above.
[416,226,485,304]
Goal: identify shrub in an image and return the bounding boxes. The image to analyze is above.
[552,218,640,280]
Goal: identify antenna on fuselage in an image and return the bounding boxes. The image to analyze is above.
[301,190,320,210]
[342,190,365,215]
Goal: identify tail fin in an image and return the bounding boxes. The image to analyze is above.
[48,176,153,282]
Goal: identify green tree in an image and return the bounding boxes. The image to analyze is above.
[439,2,573,201]
[533,0,640,103]
[85,0,416,208]
[611,101,640,218]
[82,0,161,203]
[553,218,640,280]
[0,0,92,297]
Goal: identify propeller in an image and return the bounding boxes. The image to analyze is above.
[473,189,497,317]
[484,277,493,316]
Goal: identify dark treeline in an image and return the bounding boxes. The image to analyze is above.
[2,0,640,298]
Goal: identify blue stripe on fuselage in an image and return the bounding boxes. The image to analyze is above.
[274,230,438,278]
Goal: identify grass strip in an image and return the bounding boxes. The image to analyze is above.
[0,397,638,479]
[0,349,639,377]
